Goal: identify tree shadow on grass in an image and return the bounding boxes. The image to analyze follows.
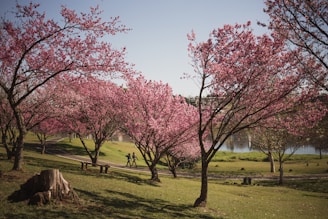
[51,142,106,157]
[103,171,161,187]
[23,155,81,174]
[3,209,76,219]
[257,179,328,193]
[74,169,161,187]
[48,142,88,156]
[75,188,218,219]
[284,179,328,193]
[24,142,88,156]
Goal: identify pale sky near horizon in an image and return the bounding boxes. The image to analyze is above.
[0,0,270,97]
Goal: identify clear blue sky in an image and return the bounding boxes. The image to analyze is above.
[0,0,270,97]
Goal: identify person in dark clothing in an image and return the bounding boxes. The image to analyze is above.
[126,153,132,167]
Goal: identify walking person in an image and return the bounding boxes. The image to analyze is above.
[132,152,138,167]
[126,153,131,167]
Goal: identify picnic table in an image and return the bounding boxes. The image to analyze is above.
[80,161,110,173]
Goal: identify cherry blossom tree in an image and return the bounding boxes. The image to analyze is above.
[32,118,65,154]
[20,79,66,154]
[0,3,131,170]
[60,76,122,165]
[308,119,328,159]
[165,138,200,178]
[251,128,278,173]
[254,128,304,184]
[187,22,324,207]
[119,76,198,182]
[304,95,328,159]
[263,0,328,91]
[250,97,326,183]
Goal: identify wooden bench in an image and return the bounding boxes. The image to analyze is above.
[80,161,92,170]
[80,161,110,173]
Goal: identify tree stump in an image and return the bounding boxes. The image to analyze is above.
[8,169,79,205]
[242,177,252,185]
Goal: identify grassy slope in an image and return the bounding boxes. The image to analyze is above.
[0,136,328,219]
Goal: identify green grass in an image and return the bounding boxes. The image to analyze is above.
[1,138,328,218]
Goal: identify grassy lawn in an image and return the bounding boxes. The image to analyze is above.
[0,137,328,218]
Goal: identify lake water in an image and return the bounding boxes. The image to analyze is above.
[116,132,327,155]
[219,144,327,155]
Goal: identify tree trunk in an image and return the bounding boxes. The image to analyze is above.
[77,134,102,165]
[247,131,252,148]
[169,167,177,178]
[279,161,284,185]
[41,143,46,154]
[91,157,98,166]
[92,145,100,165]
[37,133,47,154]
[2,132,13,160]
[268,151,275,173]
[5,145,13,160]
[11,107,26,170]
[13,131,25,170]
[150,165,160,182]
[193,159,208,207]
[78,134,97,165]
[166,154,178,178]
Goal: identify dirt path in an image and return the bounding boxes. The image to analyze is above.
[45,138,328,181]
[45,138,152,174]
